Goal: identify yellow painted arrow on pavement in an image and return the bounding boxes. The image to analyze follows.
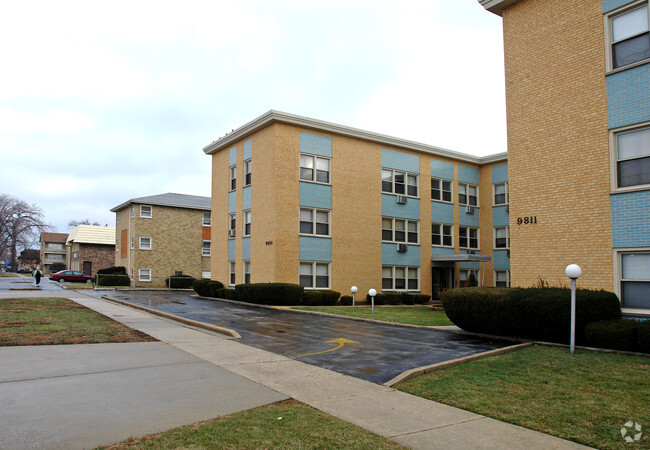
[298,338,360,357]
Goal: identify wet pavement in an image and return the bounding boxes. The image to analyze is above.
[89,290,510,383]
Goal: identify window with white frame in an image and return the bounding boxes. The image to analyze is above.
[203,211,211,226]
[243,210,251,236]
[229,261,236,286]
[201,271,211,279]
[130,237,134,249]
[244,159,251,186]
[140,205,152,218]
[614,125,650,188]
[229,213,236,237]
[139,237,152,250]
[202,241,211,257]
[495,270,510,287]
[300,208,330,236]
[459,269,479,287]
[243,260,250,284]
[494,227,509,249]
[493,182,509,206]
[382,169,418,197]
[230,165,236,191]
[458,183,478,206]
[299,262,330,289]
[139,268,151,282]
[431,178,452,203]
[459,226,479,250]
[382,266,419,291]
[619,251,650,309]
[382,217,419,243]
[432,223,453,247]
[300,154,330,183]
[608,3,650,70]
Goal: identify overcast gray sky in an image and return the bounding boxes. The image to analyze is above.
[1,0,505,236]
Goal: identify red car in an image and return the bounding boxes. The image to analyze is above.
[49,270,93,283]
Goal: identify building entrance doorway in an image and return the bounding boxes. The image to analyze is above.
[432,268,453,300]
[83,261,92,276]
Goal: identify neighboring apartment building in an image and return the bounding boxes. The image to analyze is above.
[111,193,212,288]
[480,0,649,316]
[39,232,69,272]
[66,225,116,276]
[203,110,509,301]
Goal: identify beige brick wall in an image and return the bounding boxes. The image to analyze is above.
[502,0,612,289]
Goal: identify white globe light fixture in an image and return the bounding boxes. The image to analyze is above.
[351,286,358,308]
[565,264,582,279]
[565,264,582,354]
[368,289,377,315]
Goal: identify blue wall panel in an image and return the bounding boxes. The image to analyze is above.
[381,148,419,173]
[459,207,480,227]
[242,237,250,260]
[299,182,332,209]
[243,186,251,210]
[611,191,650,247]
[299,236,332,261]
[300,132,332,157]
[431,159,454,179]
[491,164,508,183]
[243,139,252,160]
[493,250,510,270]
[228,191,236,214]
[431,246,455,256]
[228,239,235,260]
[492,206,509,227]
[603,0,636,13]
[229,146,237,167]
[460,261,484,270]
[607,64,650,129]
[458,165,479,184]
[382,194,420,219]
[431,201,454,223]
[382,243,420,266]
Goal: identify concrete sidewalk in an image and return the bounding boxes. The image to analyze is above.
[0,289,588,449]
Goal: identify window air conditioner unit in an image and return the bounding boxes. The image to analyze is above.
[228,229,235,237]
[465,205,475,214]
[397,243,408,253]
[397,195,407,204]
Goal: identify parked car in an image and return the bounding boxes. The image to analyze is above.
[16,267,29,273]
[49,270,93,283]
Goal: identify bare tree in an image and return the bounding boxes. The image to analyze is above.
[68,219,101,228]
[0,194,52,270]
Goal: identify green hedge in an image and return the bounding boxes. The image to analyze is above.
[365,292,431,306]
[585,319,650,353]
[165,275,195,289]
[235,283,304,306]
[442,287,621,344]
[302,290,340,306]
[192,279,225,297]
[96,266,130,286]
[639,320,650,353]
[339,295,353,306]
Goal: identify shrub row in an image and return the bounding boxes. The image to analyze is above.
[302,290,340,306]
[236,283,304,306]
[96,266,130,286]
[585,319,650,353]
[366,292,431,305]
[442,287,621,344]
[165,274,195,289]
[192,279,225,297]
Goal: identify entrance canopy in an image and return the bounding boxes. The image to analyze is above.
[431,254,491,263]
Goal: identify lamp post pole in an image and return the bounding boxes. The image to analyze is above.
[565,264,582,354]
[369,289,377,315]
[351,286,357,308]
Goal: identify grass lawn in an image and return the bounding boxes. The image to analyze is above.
[0,297,156,345]
[292,305,453,326]
[100,399,405,449]
[60,282,96,290]
[0,272,18,277]
[396,345,649,449]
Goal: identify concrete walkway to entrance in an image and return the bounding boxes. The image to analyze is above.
[0,287,588,449]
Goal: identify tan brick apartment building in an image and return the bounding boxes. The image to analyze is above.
[111,193,212,288]
[66,225,116,277]
[39,232,68,273]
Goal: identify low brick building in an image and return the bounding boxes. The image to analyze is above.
[66,225,116,276]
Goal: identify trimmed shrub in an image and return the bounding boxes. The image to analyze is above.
[339,295,353,306]
[638,320,650,353]
[302,290,340,306]
[442,287,620,344]
[192,279,224,297]
[367,293,385,305]
[98,266,128,275]
[584,320,639,351]
[411,294,431,305]
[235,283,304,306]
[400,293,416,305]
[385,293,402,305]
[96,266,130,286]
[165,274,195,289]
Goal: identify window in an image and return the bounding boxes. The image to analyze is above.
[229,213,236,237]
[243,261,250,284]
[432,223,453,247]
[382,266,419,291]
[459,226,479,250]
[614,125,650,188]
[139,268,151,282]
[230,166,236,191]
[494,227,509,249]
[609,3,650,70]
[48,243,63,251]
[431,178,452,203]
[131,206,134,218]
[201,271,211,279]
[300,154,330,183]
[116,212,119,224]
[493,182,508,206]
[299,262,330,289]
[382,217,419,243]
[131,237,134,249]
[495,270,510,287]
[202,241,211,257]
[300,208,330,236]
[244,210,251,236]
[229,261,235,286]
[139,237,152,250]
[140,205,152,218]
[458,183,478,206]
[382,169,418,197]
[619,251,650,309]
[459,269,480,287]
[203,211,211,226]
[244,159,252,186]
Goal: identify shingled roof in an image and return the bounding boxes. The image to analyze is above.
[66,225,116,246]
[110,193,211,212]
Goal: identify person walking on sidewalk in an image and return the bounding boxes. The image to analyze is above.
[33,266,42,287]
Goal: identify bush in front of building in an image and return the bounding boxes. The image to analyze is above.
[165,274,195,289]
[235,283,304,306]
[639,320,650,353]
[410,294,431,304]
[442,287,621,344]
[302,290,340,306]
[584,320,640,351]
[192,279,224,297]
[339,295,353,306]
[366,292,431,305]
[96,266,130,286]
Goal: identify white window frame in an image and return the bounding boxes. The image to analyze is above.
[139,236,152,250]
[605,1,650,72]
[610,122,650,192]
[382,217,419,244]
[382,265,419,292]
[229,213,236,237]
[494,270,510,287]
[494,226,510,250]
[243,210,251,237]
[202,241,211,257]
[140,205,152,218]
[614,248,650,312]
[230,165,236,191]
[493,182,509,206]
[458,183,479,207]
[203,211,211,226]
[299,208,330,237]
[243,260,250,284]
[201,271,211,279]
[299,261,331,290]
[431,177,453,203]
[130,237,134,249]
[244,159,252,186]
[432,223,453,248]
[300,153,331,184]
[382,168,419,198]
[138,268,151,282]
[229,261,236,286]
[459,226,480,250]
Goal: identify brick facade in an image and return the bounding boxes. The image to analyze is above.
[69,243,115,276]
